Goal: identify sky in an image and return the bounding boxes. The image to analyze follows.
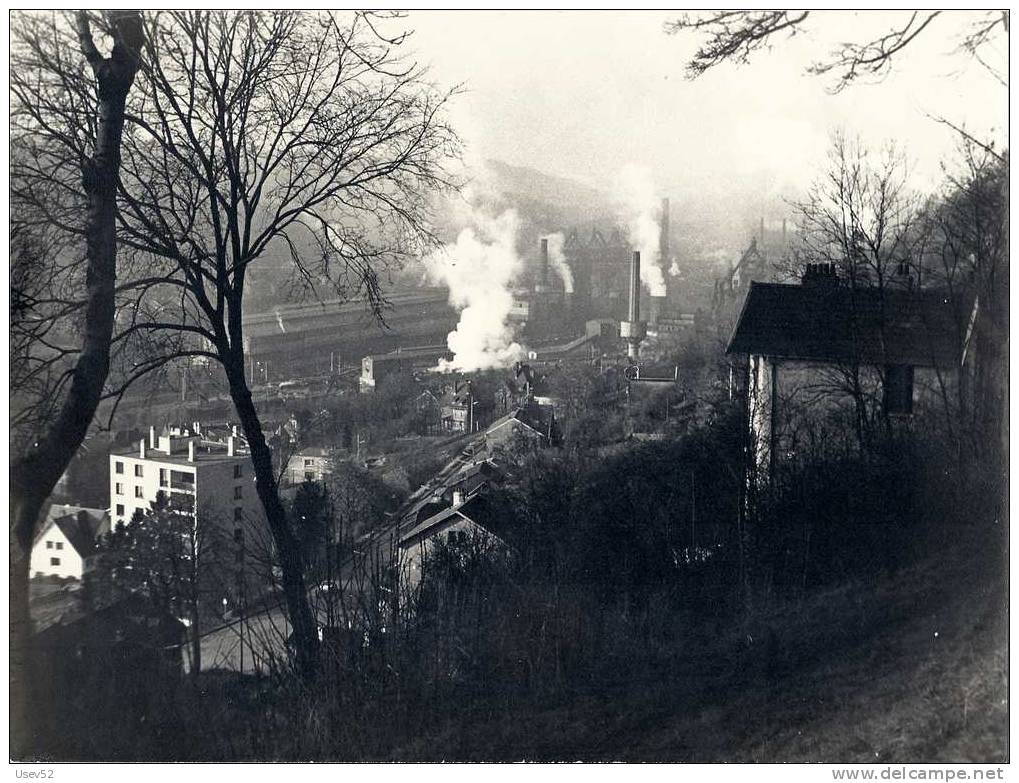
[405,10,1007,211]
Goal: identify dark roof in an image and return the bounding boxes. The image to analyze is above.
[512,403,555,436]
[36,508,109,557]
[726,283,964,368]
[400,493,516,548]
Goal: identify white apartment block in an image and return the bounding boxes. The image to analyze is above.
[110,425,265,537]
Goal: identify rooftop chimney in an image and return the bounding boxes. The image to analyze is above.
[802,262,839,288]
[140,438,147,459]
[232,424,238,438]
[188,440,196,462]
[149,426,157,449]
[227,435,235,457]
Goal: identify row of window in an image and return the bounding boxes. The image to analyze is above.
[45,541,63,550]
[115,502,246,520]
[113,460,244,479]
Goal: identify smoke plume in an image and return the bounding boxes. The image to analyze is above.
[424,209,525,372]
[542,232,574,294]
[274,308,287,334]
[617,165,667,296]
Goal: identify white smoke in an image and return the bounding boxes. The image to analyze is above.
[669,259,681,278]
[274,308,287,334]
[617,165,667,296]
[424,209,525,373]
[542,232,574,294]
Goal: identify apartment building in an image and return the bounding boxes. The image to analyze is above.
[110,425,264,534]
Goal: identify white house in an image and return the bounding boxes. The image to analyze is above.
[31,507,109,580]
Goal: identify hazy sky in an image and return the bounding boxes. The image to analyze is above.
[407,10,1007,207]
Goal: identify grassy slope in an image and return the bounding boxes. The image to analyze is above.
[387,535,1007,762]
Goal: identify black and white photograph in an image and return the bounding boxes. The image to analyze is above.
[8,7,1009,767]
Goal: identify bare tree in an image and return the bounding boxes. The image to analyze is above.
[10,10,145,757]
[665,10,1008,96]
[12,10,460,680]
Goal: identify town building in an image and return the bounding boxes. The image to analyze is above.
[485,402,558,452]
[31,506,109,580]
[109,425,264,534]
[727,266,965,481]
[398,494,511,589]
[359,344,452,393]
[285,447,334,485]
[440,382,493,434]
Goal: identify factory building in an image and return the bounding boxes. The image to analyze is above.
[243,288,458,382]
[359,345,453,393]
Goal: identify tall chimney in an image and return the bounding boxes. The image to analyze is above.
[628,250,640,324]
[188,441,195,462]
[536,238,550,293]
[759,216,765,243]
[620,251,647,361]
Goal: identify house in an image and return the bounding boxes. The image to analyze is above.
[31,507,110,580]
[726,265,964,480]
[109,424,264,537]
[440,382,493,434]
[485,402,558,452]
[398,494,514,588]
[285,447,334,485]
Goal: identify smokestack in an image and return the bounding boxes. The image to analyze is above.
[620,250,647,361]
[782,218,787,242]
[628,250,640,323]
[536,238,550,293]
[759,216,765,243]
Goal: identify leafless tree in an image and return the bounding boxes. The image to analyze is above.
[10,10,145,757]
[665,10,1007,97]
[11,10,460,680]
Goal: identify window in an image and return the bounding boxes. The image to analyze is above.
[116,504,124,516]
[233,464,242,479]
[50,557,60,567]
[305,472,314,481]
[135,486,144,498]
[233,507,243,521]
[46,541,53,550]
[304,459,314,467]
[115,483,124,495]
[234,486,242,500]
[55,542,63,551]
[115,461,124,474]
[884,365,915,416]
[134,464,143,477]
[160,469,169,487]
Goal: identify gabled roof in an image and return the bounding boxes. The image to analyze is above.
[399,494,514,549]
[36,509,110,558]
[726,282,964,368]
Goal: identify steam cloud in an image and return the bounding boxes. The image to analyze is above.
[424,209,525,373]
[542,232,574,294]
[274,308,287,334]
[617,165,667,296]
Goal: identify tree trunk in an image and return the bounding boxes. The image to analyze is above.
[9,11,143,759]
[223,358,319,680]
